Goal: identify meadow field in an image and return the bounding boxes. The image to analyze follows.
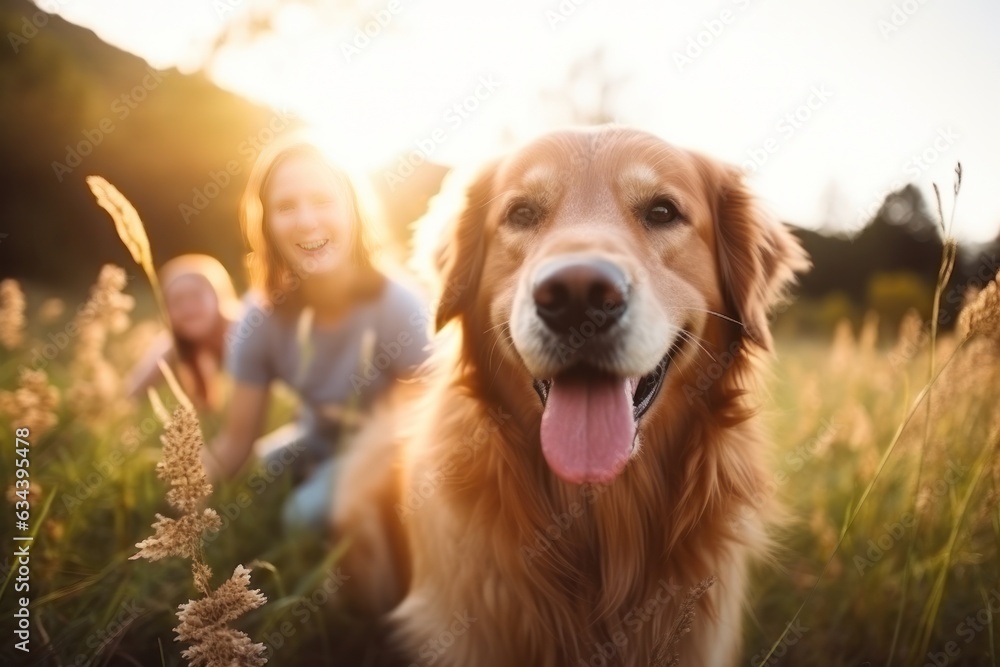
[2,0,998,664]
[0,261,998,666]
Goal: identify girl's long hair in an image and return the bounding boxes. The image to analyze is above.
[238,133,383,314]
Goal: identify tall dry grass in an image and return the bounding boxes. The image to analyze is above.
[0,166,997,664]
[749,165,1000,667]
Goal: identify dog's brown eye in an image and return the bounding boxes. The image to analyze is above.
[508,204,540,227]
[644,200,681,226]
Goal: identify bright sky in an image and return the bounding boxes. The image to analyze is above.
[54,0,1000,242]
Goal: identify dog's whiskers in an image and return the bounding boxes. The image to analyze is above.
[676,306,746,328]
[482,321,509,335]
[486,323,512,390]
[674,328,719,366]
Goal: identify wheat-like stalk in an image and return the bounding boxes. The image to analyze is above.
[175,565,268,667]
[86,175,168,328]
[888,162,963,663]
[958,271,1000,344]
[132,364,268,665]
[651,576,716,667]
[66,265,134,423]
[87,176,152,269]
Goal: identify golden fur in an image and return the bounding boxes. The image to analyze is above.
[333,127,809,666]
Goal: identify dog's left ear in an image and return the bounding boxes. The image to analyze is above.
[712,165,810,351]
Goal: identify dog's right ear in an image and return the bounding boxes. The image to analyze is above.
[434,162,497,332]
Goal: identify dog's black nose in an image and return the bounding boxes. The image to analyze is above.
[532,258,628,335]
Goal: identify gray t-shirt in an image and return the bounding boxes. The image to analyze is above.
[226,278,431,437]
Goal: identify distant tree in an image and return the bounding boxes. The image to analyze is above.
[536,48,627,126]
[203,0,376,70]
[876,183,939,243]
[818,180,857,234]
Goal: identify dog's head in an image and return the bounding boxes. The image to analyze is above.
[432,127,808,485]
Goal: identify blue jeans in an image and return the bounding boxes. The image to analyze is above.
[256,423,342,533]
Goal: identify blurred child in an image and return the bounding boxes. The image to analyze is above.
[127,254,241,412]
[204,134,430,531]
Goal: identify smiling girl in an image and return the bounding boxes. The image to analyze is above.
[127,254,241,413]
[205,134,430,530]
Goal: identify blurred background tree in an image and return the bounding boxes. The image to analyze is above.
[2,0,998,337]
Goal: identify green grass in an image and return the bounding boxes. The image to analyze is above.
[0,282,998,666]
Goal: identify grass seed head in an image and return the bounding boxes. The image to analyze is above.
[0,278,26,350]
[959,271,1000,343]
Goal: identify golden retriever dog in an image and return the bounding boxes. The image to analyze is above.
[333,126,809,666]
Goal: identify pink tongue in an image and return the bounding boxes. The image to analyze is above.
[540,373,636,484]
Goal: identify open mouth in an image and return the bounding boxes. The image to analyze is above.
[530,338,684,485]
[297,239,329,252]
[531,341,681,420]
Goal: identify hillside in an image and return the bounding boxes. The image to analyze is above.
[0,0,297,290]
